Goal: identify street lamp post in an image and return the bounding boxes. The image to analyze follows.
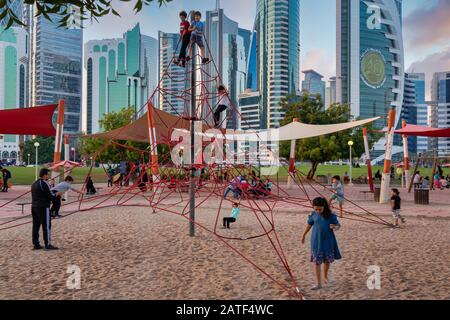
[71,147,75,161]
[348,140,354,185]
[34,142,40,180]
[27,153,30,166]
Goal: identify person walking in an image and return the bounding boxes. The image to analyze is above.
[1,166,11,192]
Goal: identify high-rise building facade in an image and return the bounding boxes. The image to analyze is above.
[325,76,337,109]
[238,90,261,130]
[85,24,156,133]
[0,0,23,27]
[302,70,326,103]
[246,29,258,92]
[405,73,426,153]
[0,26,28,164]
[432,71,450,156]
[28,8,83,137]
[256,0,300,129]
[141,35,158,105]
[205,8,248,129]
[337,0,404,129]
[158,31,190,116]
[402,73,417,155]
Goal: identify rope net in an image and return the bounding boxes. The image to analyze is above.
[0,31,393,299]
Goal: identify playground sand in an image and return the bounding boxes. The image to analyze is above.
[0,203,449,300]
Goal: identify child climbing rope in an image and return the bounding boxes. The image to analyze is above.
[187,11,209,64]
[174,10,191,68]
[223,202,240,229]
[301,197,341,290]
[50,176,83,218]
[328,175,344,218]
[214,85,230,128]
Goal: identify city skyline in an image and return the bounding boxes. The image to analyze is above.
[82,0,450,102]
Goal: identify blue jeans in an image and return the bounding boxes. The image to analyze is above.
[224,186,239,199]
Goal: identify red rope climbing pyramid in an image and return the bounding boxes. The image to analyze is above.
[0,30,393,300]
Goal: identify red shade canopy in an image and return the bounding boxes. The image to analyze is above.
[49,160,81,170]
[0,104,57,136]
[395,124,450,138]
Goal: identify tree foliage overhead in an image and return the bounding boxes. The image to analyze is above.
[23,136,55,165]
[0,0,172,29]
[80,106,171,164]
[279,93,381,179]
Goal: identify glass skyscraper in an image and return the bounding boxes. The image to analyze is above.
[28,8,83,137]
[0,25,28,163]
[337,0,404,129]
[0,0,23,27]
[402,73,418,155]
[246,29,258,92]
[85,24,156,134]
[256,0,300,129]
[141,35,158,106]
[158,31,190,116]
[432,71,450,156]
[302,70,326,103]
[205,8,248,129]
[404,73,426,154]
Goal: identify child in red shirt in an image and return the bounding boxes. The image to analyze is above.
[175,11,191,67]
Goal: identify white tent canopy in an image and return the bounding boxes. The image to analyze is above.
[174,117,381,142]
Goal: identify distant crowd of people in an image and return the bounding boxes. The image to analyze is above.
[223,171,272,200]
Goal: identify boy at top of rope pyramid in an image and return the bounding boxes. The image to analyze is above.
[186,11,209,64]
[174,10,191,68]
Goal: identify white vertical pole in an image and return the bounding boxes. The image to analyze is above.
[0,135,3,164]
[51,100,65,184]
[287,118,298,189]
[402,120,410,189]
[35,146,39,180]
[362,128,374,192]
[380,109,396,203]
[349,145,353,185]
[64,134,70,200]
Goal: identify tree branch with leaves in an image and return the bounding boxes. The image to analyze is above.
[0,0,172,29]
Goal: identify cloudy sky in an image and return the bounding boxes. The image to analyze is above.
[83,0,450,100]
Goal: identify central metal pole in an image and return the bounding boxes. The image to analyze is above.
[189,46,197,237]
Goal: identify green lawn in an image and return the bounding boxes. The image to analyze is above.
[4,164,440,186]
[6,167,107,185]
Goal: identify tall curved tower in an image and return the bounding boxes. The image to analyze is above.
[256,0,300,129]
[337,0,404,129]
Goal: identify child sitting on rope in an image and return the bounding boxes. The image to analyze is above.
[214,85,230,128]
[223,202,240,229]
[223,176,239,199]
[328,175,344,218]
[186,11,209,64]
[301,197,341,290]
[86,176,97,195]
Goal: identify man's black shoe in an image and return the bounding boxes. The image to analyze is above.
[33,245,43,250]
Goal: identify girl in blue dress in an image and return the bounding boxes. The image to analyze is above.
[301,197,341,290]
